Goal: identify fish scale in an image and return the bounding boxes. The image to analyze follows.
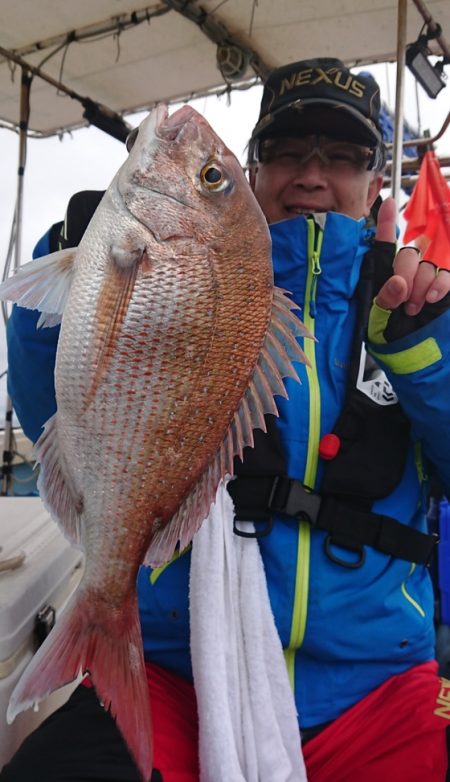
[0,103,311,781]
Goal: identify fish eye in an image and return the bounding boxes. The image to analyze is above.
[126,128,139,152]
[200,161,229,192]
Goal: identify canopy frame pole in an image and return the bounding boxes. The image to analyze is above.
[14,67,32,273]
[411,0,450,57]
[1,67,32,496]
[391,0,408,207]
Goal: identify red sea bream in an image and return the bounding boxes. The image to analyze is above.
[0,104,309,780]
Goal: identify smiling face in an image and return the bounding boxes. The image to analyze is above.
[249,135,383,223]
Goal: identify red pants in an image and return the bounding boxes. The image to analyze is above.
[147,664,199,781]
[147,661,449,782]
[303,661,449,782]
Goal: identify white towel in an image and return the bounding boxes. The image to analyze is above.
[190,480,308,782]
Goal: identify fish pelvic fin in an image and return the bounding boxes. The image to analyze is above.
[7,588,152,782]
[145,287,311,567]
[0,248,77,327]
[34,413,83,545]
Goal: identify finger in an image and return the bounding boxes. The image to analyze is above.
[375,196,397,243]
[404,260,437,315]
[392,246,421,299]
[375,274,408,310]
[425,267,450,304]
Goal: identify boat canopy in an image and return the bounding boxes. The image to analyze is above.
[1,0,449,137]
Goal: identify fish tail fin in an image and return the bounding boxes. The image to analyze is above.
[7,589,153,781]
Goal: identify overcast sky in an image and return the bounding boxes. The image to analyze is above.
[0,62,449,425]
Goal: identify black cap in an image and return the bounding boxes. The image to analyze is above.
[250,58,383,150]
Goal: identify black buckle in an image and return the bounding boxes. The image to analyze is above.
[233,516,274,539]
[268,477,322,525]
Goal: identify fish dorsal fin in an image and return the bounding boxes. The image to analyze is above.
[145,287,310,567]
[34,414,83,545]
[0,248,77,327]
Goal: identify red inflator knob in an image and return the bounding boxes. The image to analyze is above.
[319,433,341,460]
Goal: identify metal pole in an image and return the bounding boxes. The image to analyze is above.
[0,44,131,142]
[1,67,32,496]
[14,68,31,272]
[391,0,408,207]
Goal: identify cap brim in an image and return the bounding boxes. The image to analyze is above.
[252,99,382,147]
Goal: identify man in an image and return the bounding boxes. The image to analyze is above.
[2,58,450,782]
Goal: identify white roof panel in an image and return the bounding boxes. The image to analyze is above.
[1,0,449,135]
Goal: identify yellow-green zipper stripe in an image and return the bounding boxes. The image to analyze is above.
[401,563,426,617]
[303,220,322,485]
[150,545,191,585]
[414,441,427,483]
[285,219,323,686]
[285,520,311,685]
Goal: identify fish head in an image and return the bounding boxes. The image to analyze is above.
[116,104,271,254]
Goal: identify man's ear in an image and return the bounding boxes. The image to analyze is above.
[365,173,384,215]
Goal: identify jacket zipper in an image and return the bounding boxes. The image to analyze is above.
[285,218,323,686]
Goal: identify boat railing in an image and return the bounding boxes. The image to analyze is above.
[384,109,450,186]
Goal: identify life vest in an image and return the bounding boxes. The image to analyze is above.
[228,235,438,567]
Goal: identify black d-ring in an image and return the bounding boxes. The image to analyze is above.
[233,516,274,538]
[324,534,366,569]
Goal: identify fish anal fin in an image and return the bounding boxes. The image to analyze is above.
[145,465,219,568]
[0,249,77,326]
[7,589,152,782]
[34,414,83,545]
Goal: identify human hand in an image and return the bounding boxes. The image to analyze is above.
[375,197,450,316]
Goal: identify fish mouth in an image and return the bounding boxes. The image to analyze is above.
[115,103,200,238]
[155,104,198,142]
[118,103,194,207]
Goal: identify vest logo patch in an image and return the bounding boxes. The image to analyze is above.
[278,67,365,99]
[434,678,450,721]
[357,345,399,406]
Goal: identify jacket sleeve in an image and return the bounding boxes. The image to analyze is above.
[368,302,450,494]
[6,229,60,442]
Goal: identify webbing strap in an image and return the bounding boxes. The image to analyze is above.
[227,476,438,566]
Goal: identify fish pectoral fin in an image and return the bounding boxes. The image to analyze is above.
[34,414,83,545]
[83,258,140,410]
[0,248,77,327]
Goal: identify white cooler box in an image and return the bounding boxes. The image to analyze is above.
[0,497,84,770]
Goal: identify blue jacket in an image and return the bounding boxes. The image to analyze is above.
[7,212,450,728]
